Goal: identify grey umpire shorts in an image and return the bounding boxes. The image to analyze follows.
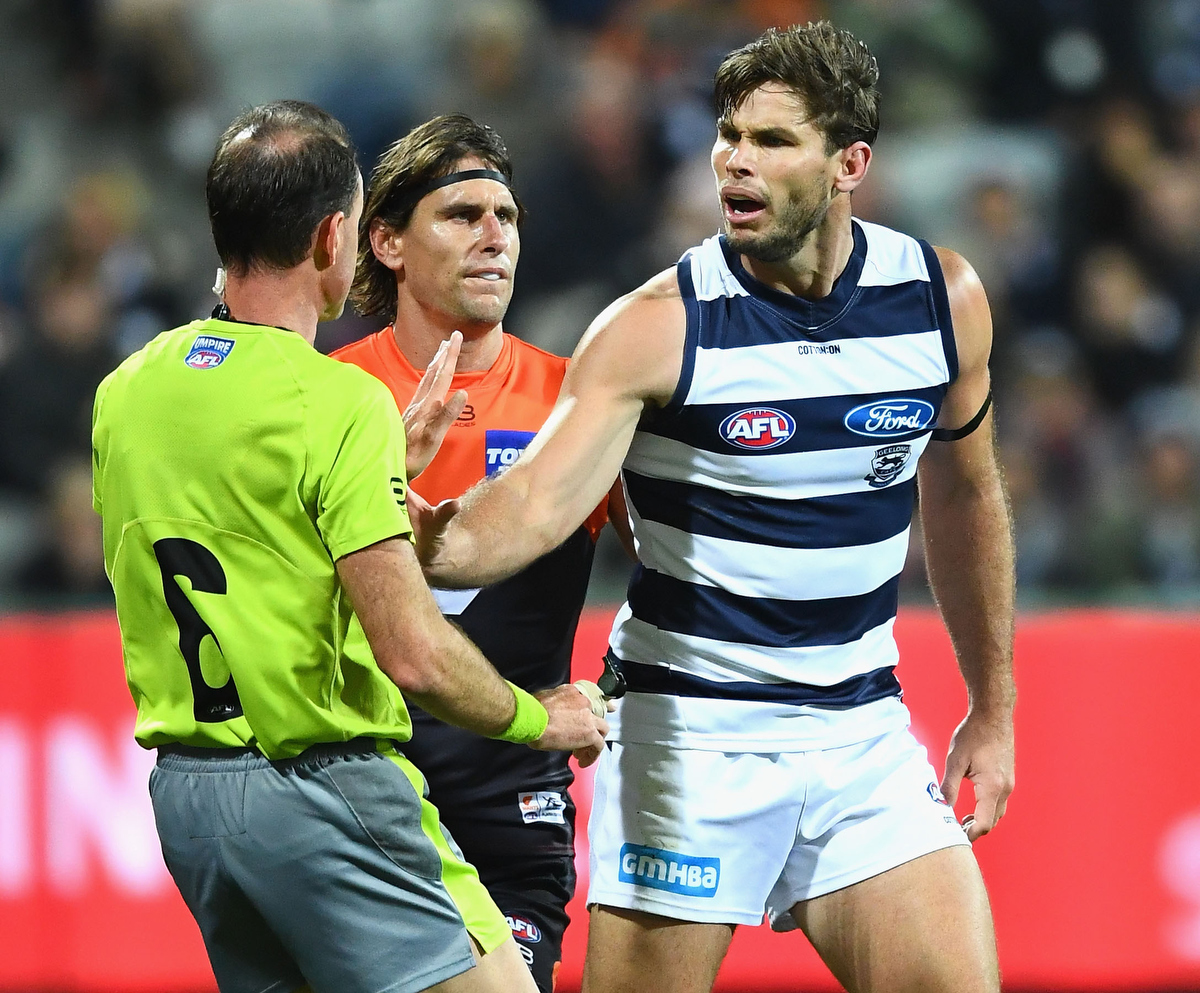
[150,739,510,993]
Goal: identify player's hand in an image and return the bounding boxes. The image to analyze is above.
[411,495,460,570]
[530,684,609,767]
[407,488,460,560]
[573,679,617,718]
[940,710,1014,842]
[406,487,432,528]
[403,331,467,480]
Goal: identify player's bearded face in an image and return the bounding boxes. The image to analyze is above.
[724,177,831,264]
[712,86,841,265]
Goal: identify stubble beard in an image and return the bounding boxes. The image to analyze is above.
[725,185,831,264]
[451,284,511,328]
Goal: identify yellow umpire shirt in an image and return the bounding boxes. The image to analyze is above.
[92,318,415,759]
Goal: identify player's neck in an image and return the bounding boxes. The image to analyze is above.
[220,269,323,345]
[739,199,855,301]
[391,310,504,375]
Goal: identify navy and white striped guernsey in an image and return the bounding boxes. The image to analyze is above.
[606,218,957,750]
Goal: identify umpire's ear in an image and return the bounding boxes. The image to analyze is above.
[369,218,404,275]
[313,208,351,273]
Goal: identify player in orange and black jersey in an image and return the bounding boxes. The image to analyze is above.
[334,115,631,993]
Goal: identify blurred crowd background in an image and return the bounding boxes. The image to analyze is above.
[1,0,1199,609]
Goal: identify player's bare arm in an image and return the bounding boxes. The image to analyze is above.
[421,269,685,588]
[917,246,1016,843]
[337,536,608,761]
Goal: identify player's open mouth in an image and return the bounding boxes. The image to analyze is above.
[466,269,507,283]
[721,190,767,223]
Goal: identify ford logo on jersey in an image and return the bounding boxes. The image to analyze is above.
[485,429,537,476]
[618,843,720,897]
[719,407,795,450]
[844,398,936,438]
[185,335,235,369]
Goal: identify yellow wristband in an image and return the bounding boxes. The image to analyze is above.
[494,681,549,744]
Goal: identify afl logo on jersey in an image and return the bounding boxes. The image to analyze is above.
[506,916,542,943]
[185,335,235,369]
[844,399,935,438]
[720,407,795,450]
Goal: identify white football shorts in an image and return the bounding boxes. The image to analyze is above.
[586,725,971,929]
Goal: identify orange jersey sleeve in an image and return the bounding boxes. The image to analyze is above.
[332,328,609,540]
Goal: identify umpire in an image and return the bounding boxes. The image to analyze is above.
[91,100,606,993]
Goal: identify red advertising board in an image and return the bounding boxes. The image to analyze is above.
[1,608,1199,991]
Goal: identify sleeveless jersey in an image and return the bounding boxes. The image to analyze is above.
[608,219,957,751]
[92,318,415,759]
[333,328,605,856]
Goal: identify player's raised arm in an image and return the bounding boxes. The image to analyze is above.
[336,536,607,759]
[918,245,1016,843]
[421,271,685,588]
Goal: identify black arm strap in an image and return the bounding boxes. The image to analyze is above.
[931,389,992,442]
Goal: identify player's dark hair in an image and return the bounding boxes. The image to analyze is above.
[352,113,523,320]
[714,21,880,152]
[206,100,359,276]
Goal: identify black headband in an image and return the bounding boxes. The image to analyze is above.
[388,169,513,216]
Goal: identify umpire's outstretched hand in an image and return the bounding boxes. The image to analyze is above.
[403,330,467,480]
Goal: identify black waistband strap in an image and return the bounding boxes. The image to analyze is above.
[607,656,901,709]
[158,736,387,763]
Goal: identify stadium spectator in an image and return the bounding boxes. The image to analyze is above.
[0,263,119,498]
[14,456,110,603]
[1072,243,1186,410]
[1136,433,1200,590]
[0,0,1198,604]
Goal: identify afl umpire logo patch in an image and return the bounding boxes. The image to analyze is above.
[185,335,235,369]
[720,407,795,450]
[865,444,911,488]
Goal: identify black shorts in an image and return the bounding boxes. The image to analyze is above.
[434,785,577,991]
[474,853,577,993]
